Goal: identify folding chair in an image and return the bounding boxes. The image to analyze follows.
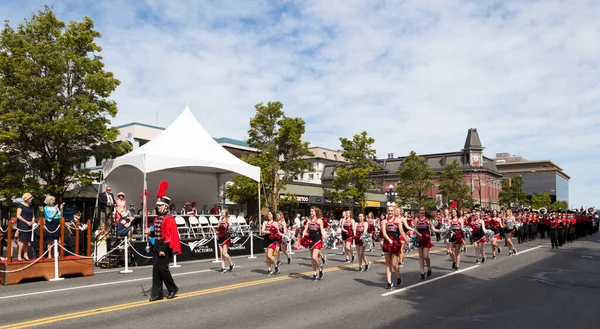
[187,216,200,238]
[175,216,191,238]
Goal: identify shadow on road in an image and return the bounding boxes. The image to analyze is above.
[377,235,600,329]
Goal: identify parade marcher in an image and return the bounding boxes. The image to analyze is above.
[340,210,355,263]
[301,206,326,281]
[381,204,408,290]
[502,209,517,255]
[276,211,292,265]
[353,213,370,272]
[471,211,487,264]
[147,181,181,302]
[549,212,559,249]
[262,211,280,275]
[488,209,502,259]
[448,209,464,270]
[216,208,235,273]
[414,207,441,280]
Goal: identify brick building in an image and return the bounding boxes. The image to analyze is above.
[322,128,504,210]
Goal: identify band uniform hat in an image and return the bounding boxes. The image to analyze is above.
[156,180,170,206]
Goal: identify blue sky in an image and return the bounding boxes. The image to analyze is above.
[2,0,599,208]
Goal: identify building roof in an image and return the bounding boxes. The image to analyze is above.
[463,128,483,150]
[322,151,501,180]
[116,122,166,130]
[213,137,249,147]
[496,160,570,180]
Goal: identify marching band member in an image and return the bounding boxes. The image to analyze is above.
[414,207,442,280]
[302,207,326,281]
[262,211,280,275]
[448,209,464,271]
[276,211,292,265]
[353,213,370,272]
[216,208,235,273]
[340,210,355,263]
[147,181,181,302]
[471,211,487,264]
[502,209,517,255]
[381,204,408,290]
[550,212,559,249]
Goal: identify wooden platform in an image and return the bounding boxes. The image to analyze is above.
[0,257,94,285]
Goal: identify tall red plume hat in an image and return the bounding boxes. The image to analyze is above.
[156,180,170,206]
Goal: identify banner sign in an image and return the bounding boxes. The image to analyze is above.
[131,234,265,264]
[279,194,310,203]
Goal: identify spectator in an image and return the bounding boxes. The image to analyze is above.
[43,195,63,259]
[98,186,115,232]
[16,193,35,262]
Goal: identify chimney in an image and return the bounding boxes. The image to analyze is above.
[387,153,394,159]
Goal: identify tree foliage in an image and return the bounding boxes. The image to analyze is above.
[549,200,569,211]
[396,151,436,209]
[236,101,312,212]
[531,192,552,209]
[331,131,378,212]
[0,7,130,201]
[498,176,527,208]
[439,160,472,210]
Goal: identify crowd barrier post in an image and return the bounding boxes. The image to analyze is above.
[120,237,133,274]
[49,240,64,281]
[248,230,256,259]
[170,254,181,268]
[212,232,220,263]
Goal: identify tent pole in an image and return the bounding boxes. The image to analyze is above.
[216,173,221,212]
[258,182,262,235]
[143,172,147,242]
[93,173,104,231]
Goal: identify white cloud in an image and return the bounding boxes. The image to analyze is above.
[2,0,599,207]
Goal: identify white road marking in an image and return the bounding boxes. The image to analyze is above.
[581,255,593,259]
[381,245,543,297]
[0,267,241,301]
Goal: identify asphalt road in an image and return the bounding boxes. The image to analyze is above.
[1,235,599,329]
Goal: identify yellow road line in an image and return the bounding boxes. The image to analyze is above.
[1,248,445,329]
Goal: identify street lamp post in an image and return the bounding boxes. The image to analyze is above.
[385,184,397,205]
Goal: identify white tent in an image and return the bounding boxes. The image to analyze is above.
[101,106,261,235]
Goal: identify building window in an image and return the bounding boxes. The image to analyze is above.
[334,154,338,161]
[309,173,314,180]
[323,152,327,158]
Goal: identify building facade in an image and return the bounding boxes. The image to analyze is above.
[321,128,504,210]
[494,153,570,203]
[293,146,346,184]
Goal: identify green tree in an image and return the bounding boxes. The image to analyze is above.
[396,151,436,209]
[243,101,313,212]
[439,160,472,210]
[498,176,527,208]
[331,131,378,212]
[531,192,552,209]
[549,200,569,211]
[0,7,130,201]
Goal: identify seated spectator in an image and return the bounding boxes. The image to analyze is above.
[200,205,209,214]
[116,210,134,240]
[169,204,178,216]
[181,202,192,215]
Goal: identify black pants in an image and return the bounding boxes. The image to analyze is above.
[550,228,559,249]
[152,241,177,298]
